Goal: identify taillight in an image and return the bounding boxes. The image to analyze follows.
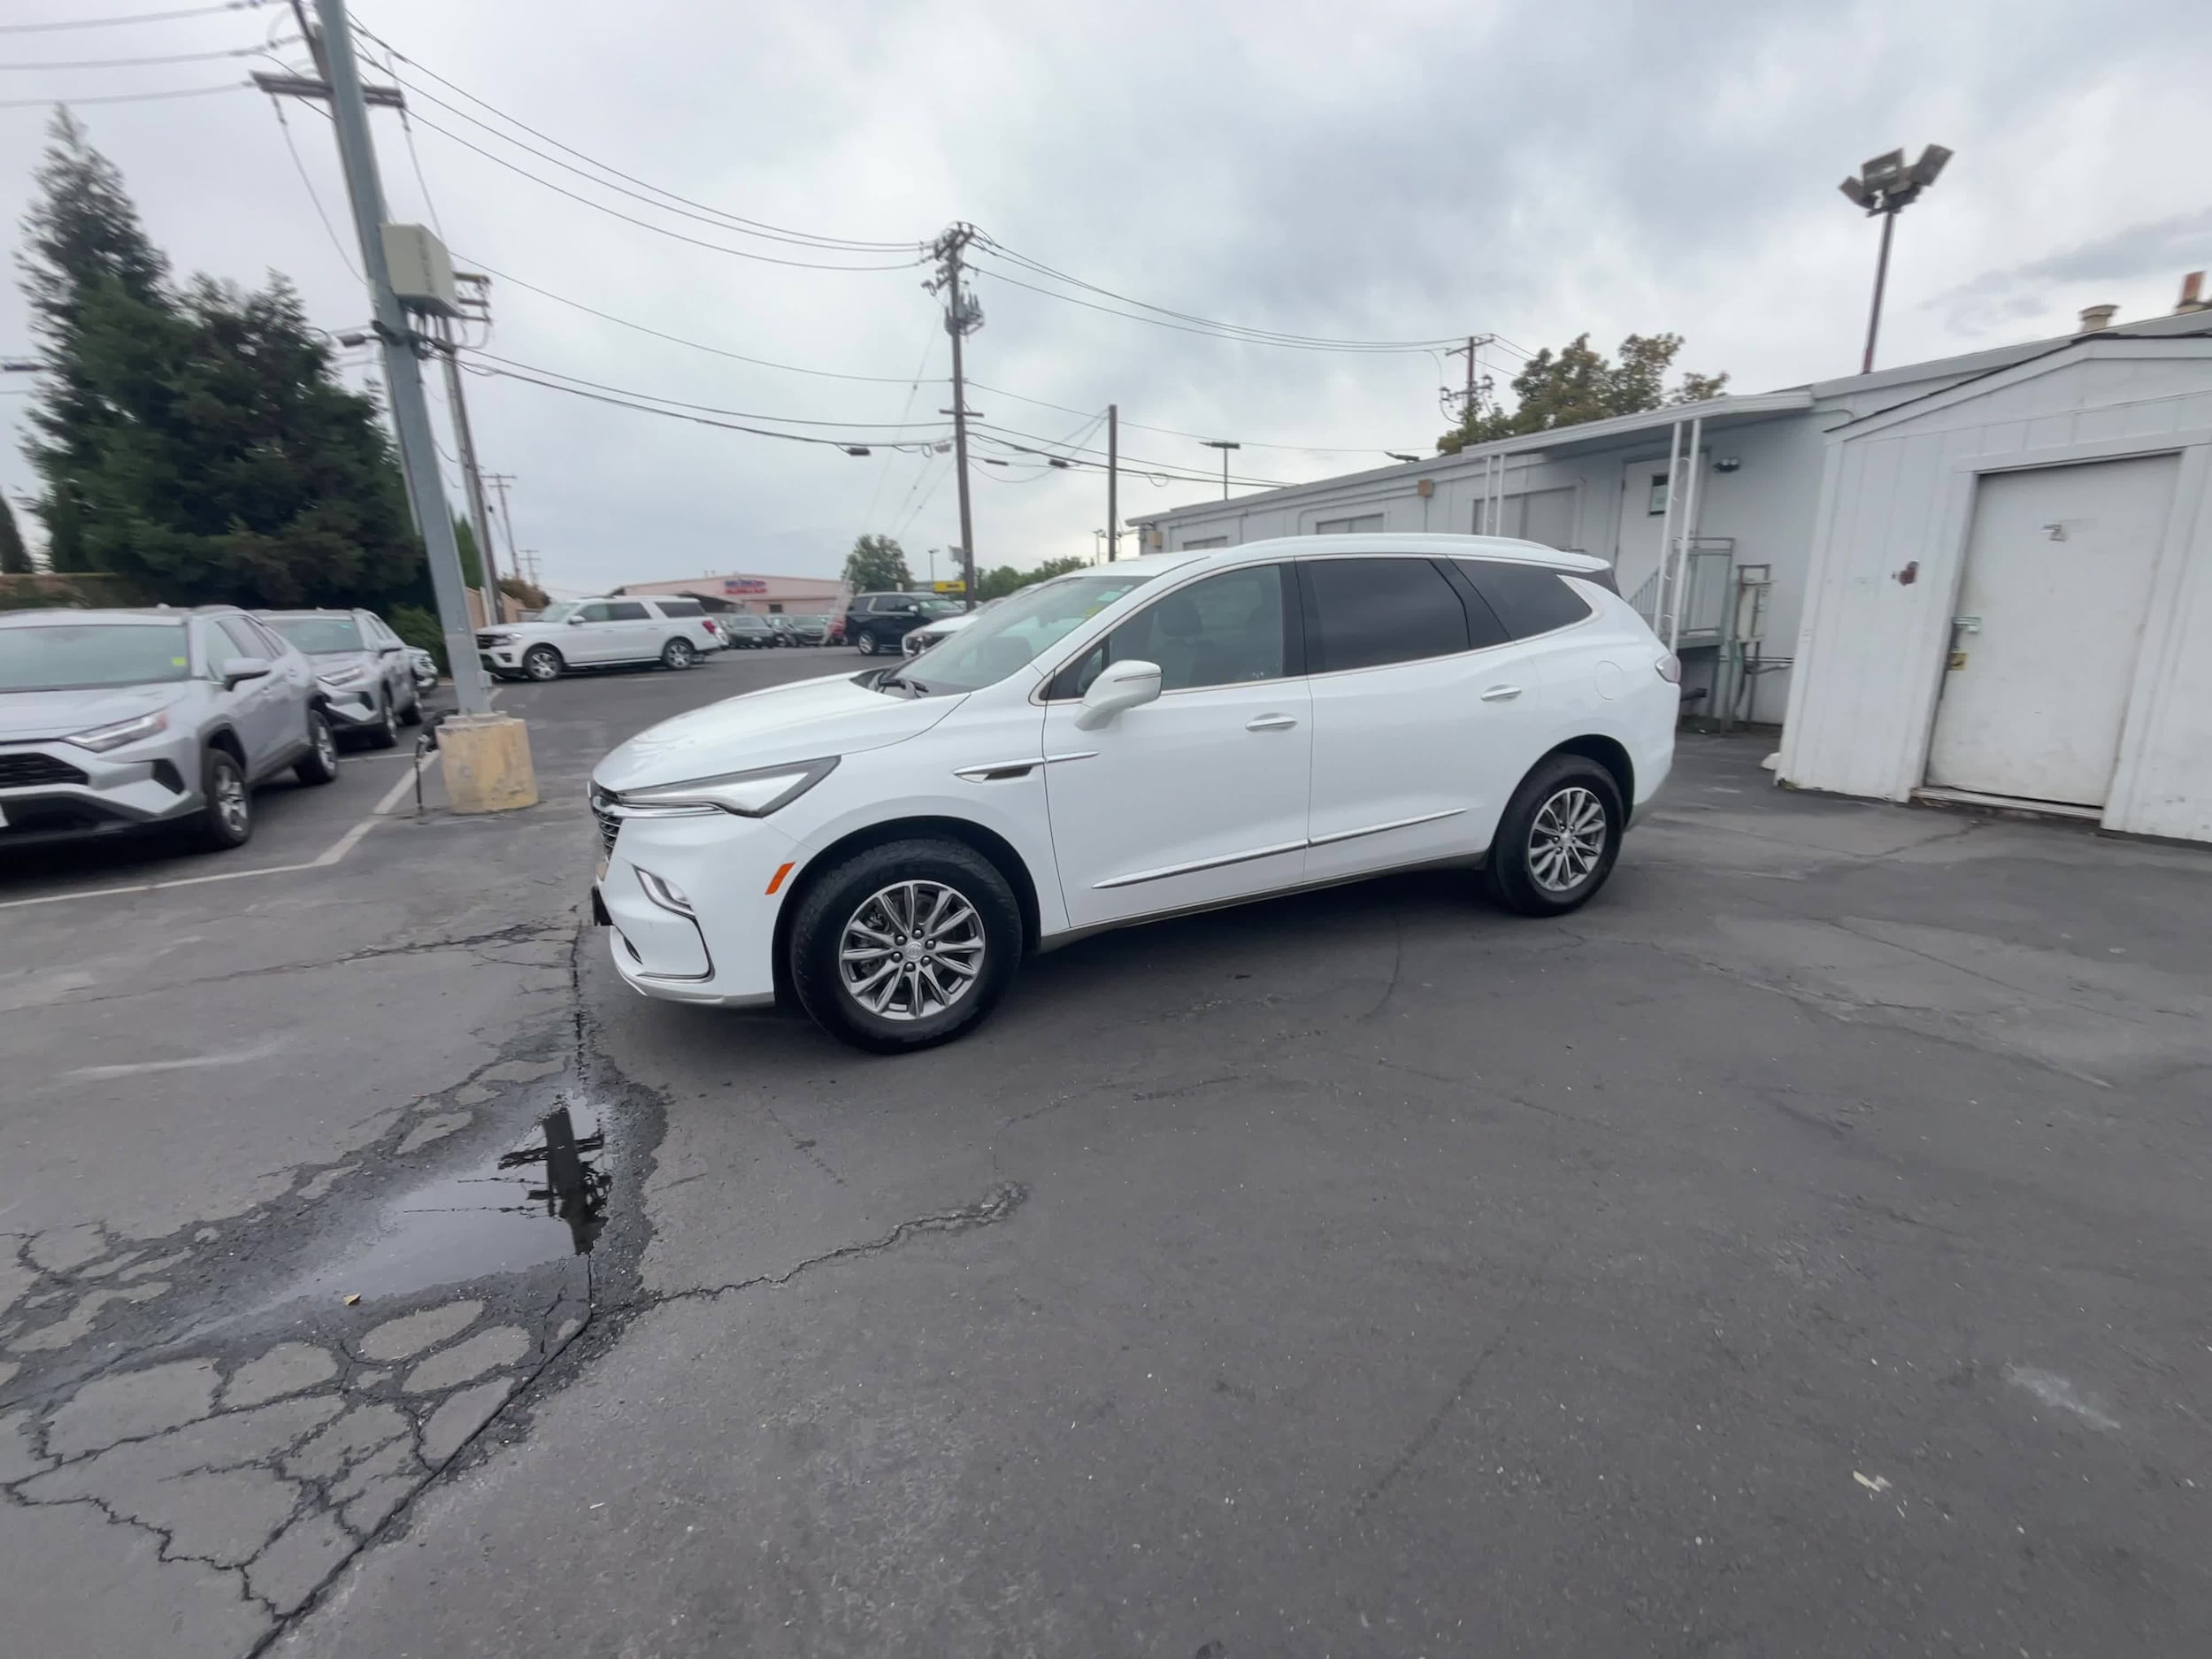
[1656,653,1680,684]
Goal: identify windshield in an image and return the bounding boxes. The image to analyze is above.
[263,615,362,654]
[537,603,577,624]
[899,570,1156,695]
[0,621,192,693]
[920,598,964,616]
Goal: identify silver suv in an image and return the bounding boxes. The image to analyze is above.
[0,607,339,854]
[258,608,425,749]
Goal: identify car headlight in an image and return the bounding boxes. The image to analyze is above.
[64,709,170,752]
[318,665,370,688]
[613,757,839,818]
[480,632,514,646]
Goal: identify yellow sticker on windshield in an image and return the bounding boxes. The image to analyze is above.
[171,657,188,667]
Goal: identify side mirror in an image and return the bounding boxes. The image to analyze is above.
[565,614,587,626]
[1074,659,1162,729]
[221,656,272,689]
[379,641,402,655]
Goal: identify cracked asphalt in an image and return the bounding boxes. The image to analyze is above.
[7,649,2212,1656]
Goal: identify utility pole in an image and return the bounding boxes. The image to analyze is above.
[434,316,503,626]
[483,472,524,592]
[1106,403,1118,561]
[929,225,981,609]
[302,0,488,713]
[1441,334,1496,426]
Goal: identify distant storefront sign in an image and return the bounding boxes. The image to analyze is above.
[720,577,769,595]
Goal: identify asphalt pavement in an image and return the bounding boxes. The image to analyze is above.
[5,644,2210,1656]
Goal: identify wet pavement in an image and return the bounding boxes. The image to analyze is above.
[9,649,2212,1656]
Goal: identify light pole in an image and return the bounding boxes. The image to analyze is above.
[1202,439,1240,501]
[1839,144,1952,374]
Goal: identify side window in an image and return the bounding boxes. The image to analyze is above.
[1455,560,1593,639]
[577,602,613,622]
[215,617,267,663]
[1302,557,1479,672]
[606,602,650,622]
[1070,565,1286,695]
[655,598,703,618]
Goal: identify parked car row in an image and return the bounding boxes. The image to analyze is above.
[476,596,722,681]
[2,604,367,855]
[590,534,1679,1051]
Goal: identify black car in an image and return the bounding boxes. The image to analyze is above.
[718,613,778,649]
[842,593,962,657]
[779,614,831,647]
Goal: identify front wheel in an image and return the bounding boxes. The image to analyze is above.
[522,645,564,682]
[854,630,879,657]
[193,747,253,851]
[365,693,398,749]
[661,637,697,670]
[398,687,425,726]
[1481,755,1624,917]
[295,711,341,785]
[789,840,1023,1052]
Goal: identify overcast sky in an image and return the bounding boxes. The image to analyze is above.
[4,0,2208,595]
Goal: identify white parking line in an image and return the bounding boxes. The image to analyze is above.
[0,752,435,912]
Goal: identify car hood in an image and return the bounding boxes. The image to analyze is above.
[304,648,380,676]
[0,682,188,744]
[592,672,963,793]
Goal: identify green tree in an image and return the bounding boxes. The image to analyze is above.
[498,572,549,610]
[975,554,1088,601]
[842,533,910,593]
[16,112,424,607]
[0,497,30,574]
[1437,332,1729,454]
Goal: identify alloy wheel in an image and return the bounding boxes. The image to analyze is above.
[1527,786,1607,892]
[214,768,250,836]
[314,721,337,772]
[837,880,986,1021]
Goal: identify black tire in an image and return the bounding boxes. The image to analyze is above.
[1481,753,1624,917]
[790,838,1023,1052]
[855,630,879,657]
[661,637,697,670]
[295,710,341,785]
[364,693,398,749]
[522,644,564,682]
[194,746,253,850]
[398,687,425,726]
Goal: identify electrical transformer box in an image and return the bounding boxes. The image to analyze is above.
[380,223,457,316]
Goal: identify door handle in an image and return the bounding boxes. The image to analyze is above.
[1246,713,1299,732]
[1479,685,1523,702]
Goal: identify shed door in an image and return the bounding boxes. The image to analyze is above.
[1925,454,2177,806]
[1614,456,1679,611]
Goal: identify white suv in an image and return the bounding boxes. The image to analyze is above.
[479,597,723,682]
[588,535,1678,1051]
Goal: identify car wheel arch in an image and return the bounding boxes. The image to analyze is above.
[770,814,1043,1006]
[204,725,246,767]
[1539,734,1633,816]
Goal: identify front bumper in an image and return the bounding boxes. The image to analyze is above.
[591,805,795,1007]
[319,686,382,728]
[0,736,202,849]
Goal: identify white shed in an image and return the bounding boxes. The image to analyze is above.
[1778,326,2212,841]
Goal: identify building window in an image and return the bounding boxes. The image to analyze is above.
[1181,535,1230,549]
[1314,513,1385,535]
[1647,472,1672,515]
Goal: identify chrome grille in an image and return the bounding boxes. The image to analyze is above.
[588,787,620,856]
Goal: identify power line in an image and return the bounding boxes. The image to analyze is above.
[351,24,926,254]
[973,235,1463,353]
[0,41,278,68]
[973,421,1285,487]
[0,78,244,106]
[402,110,927,273]
[470,361,942,455]
[462,349,951,431]
[0,3,260,34]
[265,92,357,279]
[394,105,445,238]
[863,323,940,530]
[966,379,1424,457]
[453,258,943,387]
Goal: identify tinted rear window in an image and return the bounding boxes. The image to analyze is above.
[606,602,650,621]
[1302,557,1476,672]
[654,598,703,617]
[1455,560,1593,639]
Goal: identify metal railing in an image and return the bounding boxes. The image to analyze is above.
[1627,538,1733,645]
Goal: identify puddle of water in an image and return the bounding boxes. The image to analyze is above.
[280,1102,611,1307]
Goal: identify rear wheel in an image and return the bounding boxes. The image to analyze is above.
[855,630,879,657]
[661,637,696,670]
[790,839,1023,1052]
[194,747,253,851]
[523,645,563,681]
[398,686,425,726]
[294,711,341,785]
[1481,754,1624,917]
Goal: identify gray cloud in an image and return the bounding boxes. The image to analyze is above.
[3,0,2208,592]
[1928,206,2212,332]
